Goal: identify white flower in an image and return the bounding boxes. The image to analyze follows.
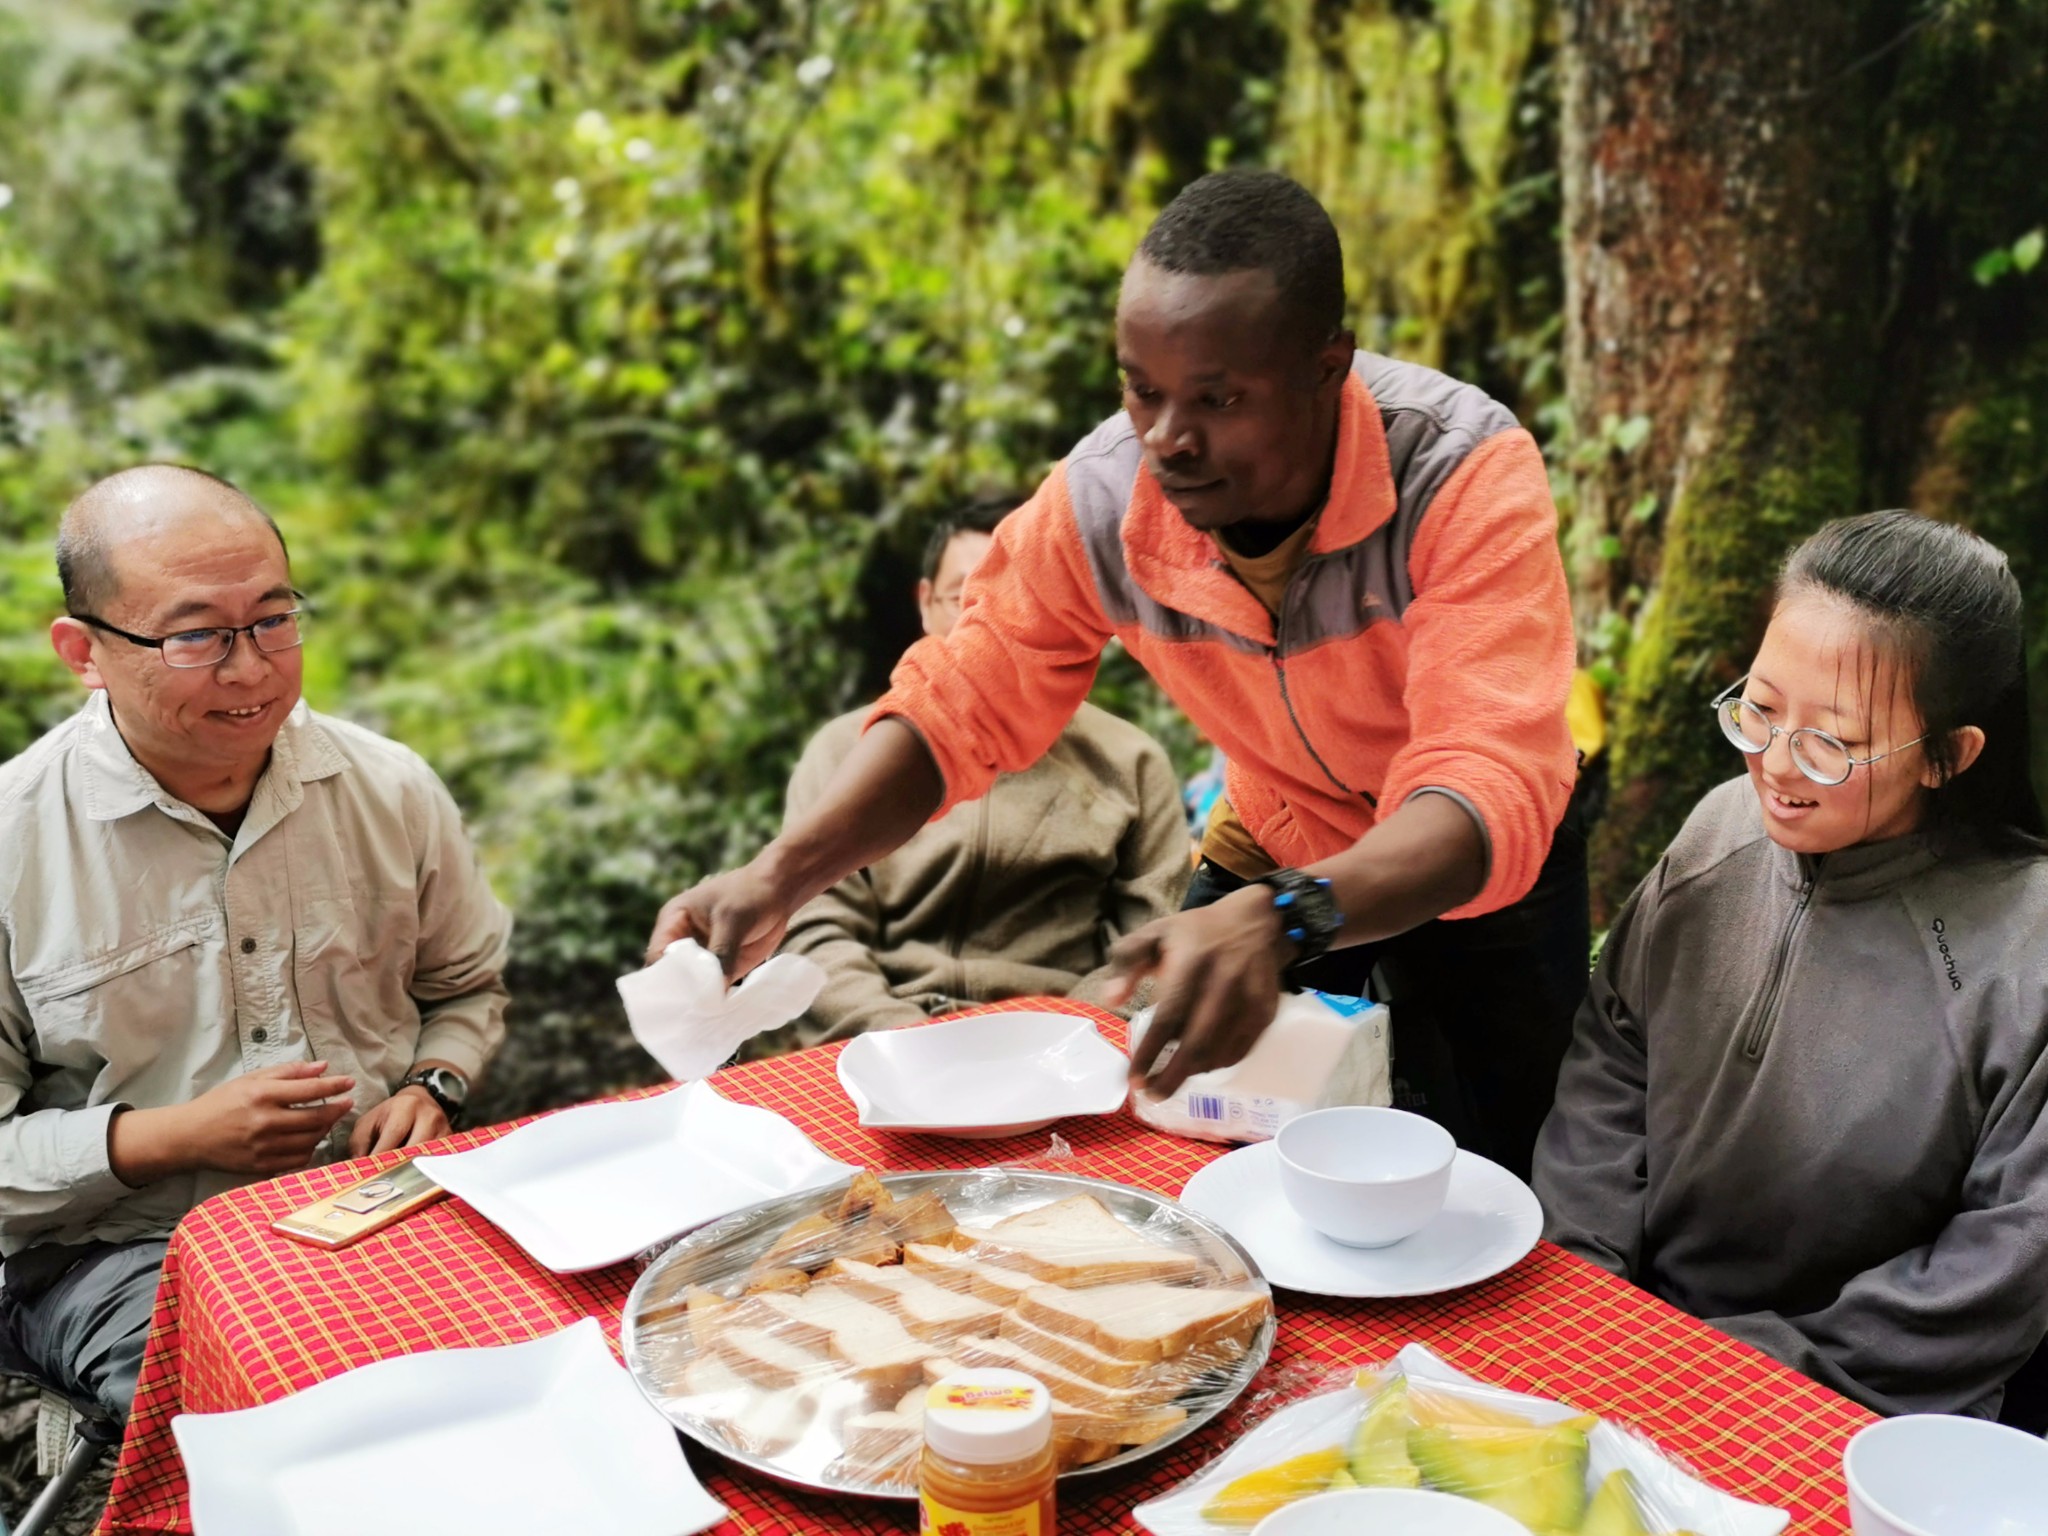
[552,177,581,203]
[493,92,521,118]
[574,108,612,143]
[711,83,736,106]
[624,136,654,163]
[1002,315,1027,339]
[795,54,834,88]
[0,184,13,211]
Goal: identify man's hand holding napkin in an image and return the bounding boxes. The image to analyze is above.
[618,939,827,1081]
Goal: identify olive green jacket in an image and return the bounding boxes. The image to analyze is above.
[753,702,1190,1054]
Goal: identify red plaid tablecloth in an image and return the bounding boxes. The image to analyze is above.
[98,999,1873,1535]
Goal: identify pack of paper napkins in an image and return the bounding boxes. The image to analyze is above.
[1129,990,1392,1143]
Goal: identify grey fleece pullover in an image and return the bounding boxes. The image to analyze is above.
[1535,778,2048,1418]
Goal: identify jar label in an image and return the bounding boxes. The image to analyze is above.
[919,1493,1042,1536]
[934,1383,1038,1413]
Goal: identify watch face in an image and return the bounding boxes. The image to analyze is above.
[414,1068,467,1107]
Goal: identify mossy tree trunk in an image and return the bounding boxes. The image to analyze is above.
[1564,0,2048,919]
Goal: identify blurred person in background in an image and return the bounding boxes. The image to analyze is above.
[0,465,510,1423]
[747,494,1189,1055]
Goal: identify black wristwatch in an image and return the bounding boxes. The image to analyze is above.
[401,1065,469,1124]
[1255,868,1345,973]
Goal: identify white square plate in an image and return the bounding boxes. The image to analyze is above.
[836,1010,1129,1137]
[174,1319,725,1536]
[415,1080,856,1272]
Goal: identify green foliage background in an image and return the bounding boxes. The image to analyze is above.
[0,0,1560,1117]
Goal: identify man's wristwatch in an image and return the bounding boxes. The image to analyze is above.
[401,1066,469,1124]
[1255,868,1345,973]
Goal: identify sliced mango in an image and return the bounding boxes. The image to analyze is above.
[1407,1382,1548,1430]
[1199,1446,1348,1526]
[1582,1470,1654,1536]
[1349,1380,1423,1488]
[1408,1414,1596,1531]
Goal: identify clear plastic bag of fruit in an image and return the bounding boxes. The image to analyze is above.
[1132,1343,1790,1536]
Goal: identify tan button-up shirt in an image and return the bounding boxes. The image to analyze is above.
[0,693,511,1255]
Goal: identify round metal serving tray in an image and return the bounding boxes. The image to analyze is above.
[620,1168,1275,1501]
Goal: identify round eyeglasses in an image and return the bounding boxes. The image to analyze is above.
[1710,675,1924,787]
[74,609,306,669]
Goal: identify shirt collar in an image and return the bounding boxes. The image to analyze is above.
[77,692,349,828]
[1120,367,1393,646]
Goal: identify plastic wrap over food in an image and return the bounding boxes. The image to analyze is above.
[1132,1343,1791,1536]
[621,1164,1277,1500]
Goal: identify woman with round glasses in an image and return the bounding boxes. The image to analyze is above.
[1535,510,2048,1425]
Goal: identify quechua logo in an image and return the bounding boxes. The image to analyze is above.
[1931,918,1963,992]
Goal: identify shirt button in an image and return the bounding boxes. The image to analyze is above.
[251,1027,268,1043]
[240,937,256,954]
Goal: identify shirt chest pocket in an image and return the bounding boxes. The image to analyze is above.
[292,887,420,1041]
[18,921,226,1076]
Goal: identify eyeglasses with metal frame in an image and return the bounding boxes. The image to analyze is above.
[1709,674,1925,788]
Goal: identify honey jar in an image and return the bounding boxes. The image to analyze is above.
[918,1368,1057,1535]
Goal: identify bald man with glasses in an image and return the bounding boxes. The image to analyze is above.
[0,464,510,1424]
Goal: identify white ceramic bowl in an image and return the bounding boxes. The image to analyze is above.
[1252,1487,1531,1536]
[1273,1106,1456,1248]
[1844,1412,2048,1536]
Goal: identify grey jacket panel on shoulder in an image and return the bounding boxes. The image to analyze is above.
[1062,352,1521,655]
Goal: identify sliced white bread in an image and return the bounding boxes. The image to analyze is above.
[957,1196,1201,1286]
[745,1283,889,1352]
[836,1383,930,1485]
[946,1335,1179,1416]
[1012,1281,1269,1363]
[684,1285,733,1350]
[842,1407,922,1466]
[821,1260,1006,1344]
[1050,1398,1188,1448]
[998,1312,1160,1389]
[896,1283,1006,1346]
[678,1350,750,1410]
[715,1325,834,1391]
[830,1328,934,1397]
[879,1190,959,1245]
[1063,1436,1121,1466]
[901,1242,1039,1305]
[745,1284,938,1394]
[682,1353,814,1455]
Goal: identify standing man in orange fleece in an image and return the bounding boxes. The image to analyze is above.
[650,170,1584,1177]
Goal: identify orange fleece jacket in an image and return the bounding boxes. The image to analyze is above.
[874,360,1577,919]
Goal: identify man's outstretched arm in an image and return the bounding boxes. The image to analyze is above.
[645,717,944,978]
[1115,791,1485,1094]
[646,470,1114,982]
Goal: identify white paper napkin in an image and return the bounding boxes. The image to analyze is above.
[616,938,827,1082]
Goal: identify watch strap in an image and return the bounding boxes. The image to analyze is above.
[1255,868,1345,971]
[402,1067,467,1123]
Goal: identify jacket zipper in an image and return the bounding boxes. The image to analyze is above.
[1741,870,1815,1059]
[1272,571,1376,806]
[947,794,992,1000]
